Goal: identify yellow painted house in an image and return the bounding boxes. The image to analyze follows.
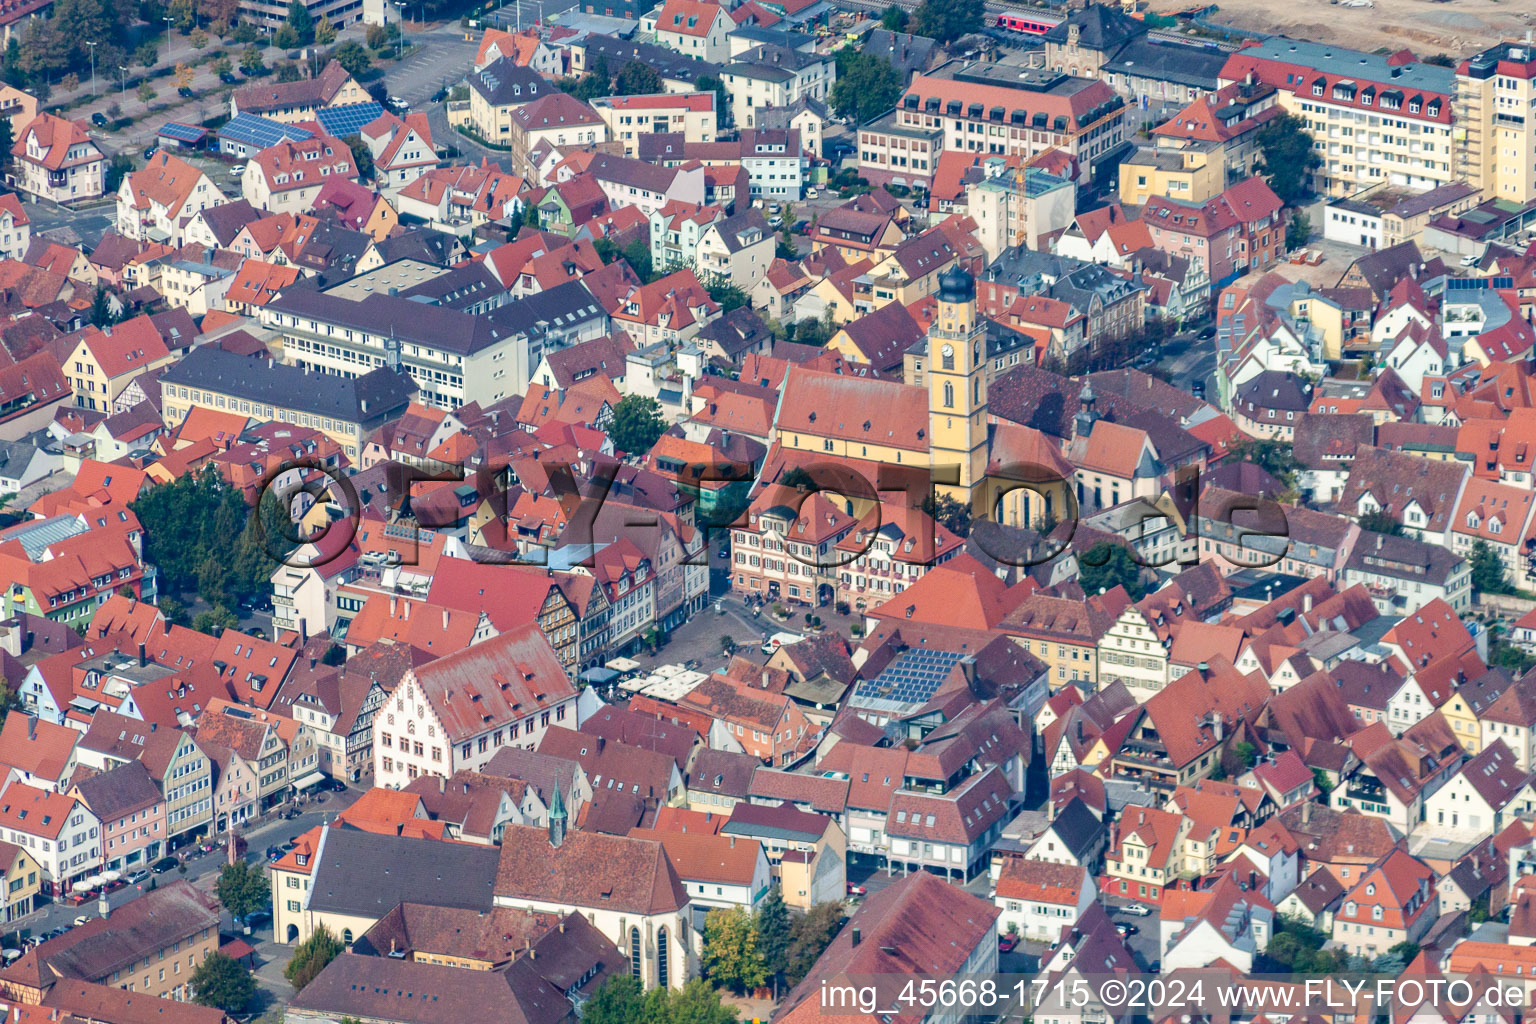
[1118,146,1223,207]
[0,840,40,925]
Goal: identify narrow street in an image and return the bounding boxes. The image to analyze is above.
[8,786,358,943]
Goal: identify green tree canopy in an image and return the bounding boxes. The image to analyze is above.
[331,40,373,77]
[784,901,843,986]
[755,886,790,988]
[346,134,373,179]
[1228,436,1301,493]
[880,6,908,30]
[1286,210,1312,250]
[1470,539,1516,595]
[703,906,766,992]
[910,0,981,43]
[215,860,269,919]
[89,286,114,328]
[1078,542,1151,601]
[130,466,297,607]
[584,976,738,1024]
[829,52,901,125]
[608,394,667,456]
[1254,112,1320,205]
[285,923,345,991]
[1358,510,1405,536]
[615,58,662,95]
[190,952,255,1013]
[314,13,336,43]
[695,74,732,130]
[285,0,313,39]
[704,274,749,313]
[621,237,654,281]
[239,44,265,75]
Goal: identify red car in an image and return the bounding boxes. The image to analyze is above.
[846,883,867,897]
[998,935,1018,953]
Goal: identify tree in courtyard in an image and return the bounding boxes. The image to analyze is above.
[285,923,344,991]
[703,906,766,992]
[1470,539,1516,595]
[215,860,269,920]
[910,0,981,43]
[829,52,901,125]
[608,394,666,455]
[1078,542,1152,601]
[1254,112,1320,205]
[190,953,255,1013]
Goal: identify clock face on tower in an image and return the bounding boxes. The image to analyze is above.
[941,344,953,359]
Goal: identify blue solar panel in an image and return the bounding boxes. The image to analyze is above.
[157,122,206,143]
[219,113,313,149]
[316,102,385,138]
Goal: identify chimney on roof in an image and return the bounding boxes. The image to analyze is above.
[851,926,861,947]
[1302,801,1312,825]
[26,716,35,741]
[138,641,147,668]
[443,608,450,630]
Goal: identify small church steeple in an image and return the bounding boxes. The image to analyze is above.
[548,783,567,848]
[1074,380,1099,439]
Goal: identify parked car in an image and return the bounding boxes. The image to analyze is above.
[266,845,283,860]
[1,948,21,964]
[230,164,246,177]
[846,882,866,896]
[388,96,409,111]
[126,870,148,885]
[791,219,810,235]
[1116,922,1138,936]
[431,87,448,102]
[151,856,179,874]
[998,934,1018,953]
[143,146,157,160]
[1121,902,1152,917]
[177,86,193,97]
[219,70,238,84]
[90,112,108,127]
[72,915,91,927]
[805,187,819,199]
[329,778,347,792]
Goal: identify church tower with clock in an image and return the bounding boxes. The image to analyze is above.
[927,265,989,506]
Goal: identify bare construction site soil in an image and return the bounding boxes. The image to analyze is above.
[1148,0,1535,57]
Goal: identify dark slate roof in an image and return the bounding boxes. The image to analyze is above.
[371,228,465,267]
[159,345,417,424]
[467,58,551,107]
[688,748,760,799]
[71,760,162,822]
[580,34,718,82]
[861,29,937,81]
[193,199,262,247]
[696,307,773,358]
[265,280,602,357]
[1042,2,1146,50]
[1043,796,1105,862]
[290,953,582,1024]
[306,824,499,917]
[1103,37,1228,89]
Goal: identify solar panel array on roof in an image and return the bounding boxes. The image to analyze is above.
[219,113,313,149]
[157,122,207,143]
[852,649,965,705]
[316,102,386,138]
